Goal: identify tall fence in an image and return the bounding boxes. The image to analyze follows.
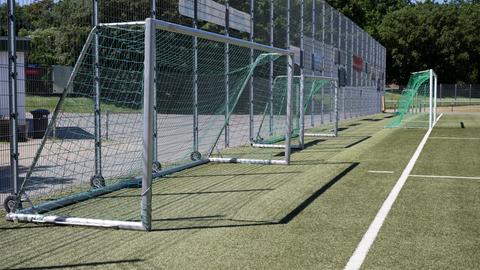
[385,84,480,110]
[0,0,386,202]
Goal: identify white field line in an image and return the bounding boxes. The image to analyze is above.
[410,174,480,180]
[344,113,444,270]
[430,137,480,140]
[368,171,394,174]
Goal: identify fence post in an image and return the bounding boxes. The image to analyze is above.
[269,0,274,135]
[7,0,19,197]
[224,0,230,147]
[469,84,472,105]
[150,0,160,169]
[454,83,457,106]
[299,0,305,149]
[321,0,325,125]
[248,0,255,143]
[310,0,315,127]
[92,0,104,186]
[193,0,199,155]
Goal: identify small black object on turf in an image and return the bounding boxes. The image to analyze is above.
[3,195,22,213]
[460,122,465,128]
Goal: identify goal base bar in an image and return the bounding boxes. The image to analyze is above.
[209,157,287,165]
[251,143,302,149]
[6,213,147,231]
[305,133,337,137]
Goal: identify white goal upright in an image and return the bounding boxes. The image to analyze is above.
[5,18,295,231]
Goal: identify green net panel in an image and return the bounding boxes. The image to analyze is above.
[11,23,291,223]
[386,70,431,128]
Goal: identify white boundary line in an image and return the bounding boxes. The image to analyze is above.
[410,174,480,180]
[344,114,443,270]
[430,137,480,140]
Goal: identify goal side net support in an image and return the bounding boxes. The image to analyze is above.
[5,18,294,231]
[386,69,438,129]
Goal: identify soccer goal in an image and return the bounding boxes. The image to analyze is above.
[386,69,438,129]
[5,18,294,231]
[251,75,338,150]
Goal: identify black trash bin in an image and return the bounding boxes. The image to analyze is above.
[30,109,50,139]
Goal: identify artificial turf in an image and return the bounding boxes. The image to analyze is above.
[1,113,478,269]
[362,113,480,269]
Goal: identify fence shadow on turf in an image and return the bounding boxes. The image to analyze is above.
[3,259,144,270]
[148,162,359,232]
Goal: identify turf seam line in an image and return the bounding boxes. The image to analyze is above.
[344,113,444,270]
[410,174,480,180]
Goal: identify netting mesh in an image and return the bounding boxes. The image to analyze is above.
[15,23,291,221]
[254,75,336,143]
[386,71,431,128]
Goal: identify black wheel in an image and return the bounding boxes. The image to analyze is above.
[190,151,202,161]
[4,195,22,213]
[90,175,105,189]
[152,161,162,173]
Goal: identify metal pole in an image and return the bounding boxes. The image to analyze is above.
[151,0,160,170]
[299,0,305,149]
[350,20,353,118]
[310,0,316,127]
[249,0,255,143]
[334,80,339,136]
[339,13,345,121]
[92,0,104,185]
[7,0,18,197]
[269,0,274,136]
[469,84,472,105]
[224,0,230,147]
[329,5,333,123]
[285,54,293,164]
[454,83,457,106]
[434,73,438,125]
[141,18,155,231]
[321,1,325,125]
[193,0,199,153]
[428,70,433,128]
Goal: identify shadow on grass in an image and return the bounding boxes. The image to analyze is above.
[98,188,275,199]
[4,259,143,270]
[149,162,360,232]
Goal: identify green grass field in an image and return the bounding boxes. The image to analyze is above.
[26,96,139,113]
[1,113,479,269]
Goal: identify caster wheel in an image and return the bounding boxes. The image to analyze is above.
[190,151,202,161]
[4,195,22,213]
[152,161,162,173]
[90,175,105,189]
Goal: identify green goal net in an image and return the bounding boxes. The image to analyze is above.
[386,70,438,129]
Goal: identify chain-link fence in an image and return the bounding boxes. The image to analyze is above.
[385,84,480,111]
[1,0,386,203]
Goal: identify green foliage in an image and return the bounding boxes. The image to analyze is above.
[378,2,480,84]
[327,0,479,84]
[3,0,479,84]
